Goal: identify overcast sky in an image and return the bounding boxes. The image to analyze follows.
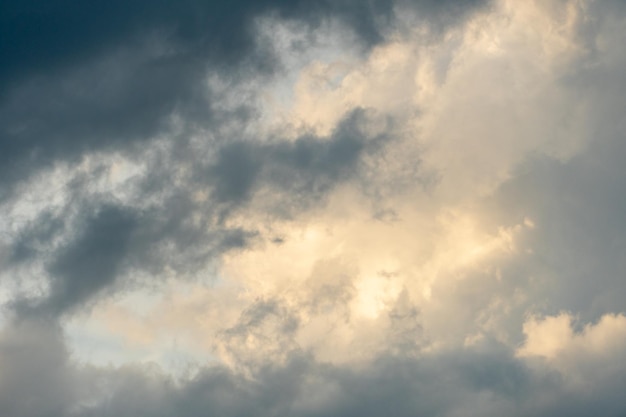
[2,0,626,416]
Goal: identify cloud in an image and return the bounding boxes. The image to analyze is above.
[0,317,75,417]
[204,109,386,210]
[518,313,626,362]
[44,205,137,315]
[1,107,390,321]
[0,0,490,199]
[2,314,625,417]
[2,0,626,416]
[484,139,626,322]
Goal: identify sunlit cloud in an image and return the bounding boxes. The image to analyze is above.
[1,0,626,415]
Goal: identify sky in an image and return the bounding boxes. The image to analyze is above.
[1,0,626,416]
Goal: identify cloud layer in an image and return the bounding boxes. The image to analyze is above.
[2,0,626,416]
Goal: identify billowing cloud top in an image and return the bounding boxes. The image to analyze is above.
[2,0,626,416]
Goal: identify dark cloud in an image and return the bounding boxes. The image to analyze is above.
[0,0,490,197]
[75,347,626,417]
[0,0,487,89]
[44,205,137,315]
[6,195,259,316]
[10,209,66,264]
[7,203,134,317]
[0,0,260,92]
[203,109,384,214]
[0,41,212,197]
[208,142,264,205]
[3,109,381,316]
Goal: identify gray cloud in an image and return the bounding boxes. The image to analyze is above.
[3,1,626,416]
[3,108,390,317]
[0,41,213,197]
[2,314,625,417]
[0,0,489,89]
[44,205,137,315]
[478,20,626,324]
[71,347,626,417]
[0,318,75,417]
[484,141,626,323]
[0,0,490,198]
[202,109,386,215]
[0,0,486,328]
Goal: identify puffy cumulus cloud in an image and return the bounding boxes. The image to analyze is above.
[2,0,626,416]
[518,313,626,364]
[517,312,626,405]
[275,0,592,199]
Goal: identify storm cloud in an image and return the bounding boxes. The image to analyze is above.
[2,0,626,416]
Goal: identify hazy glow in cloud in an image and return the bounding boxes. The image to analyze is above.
[2,0,626,415]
